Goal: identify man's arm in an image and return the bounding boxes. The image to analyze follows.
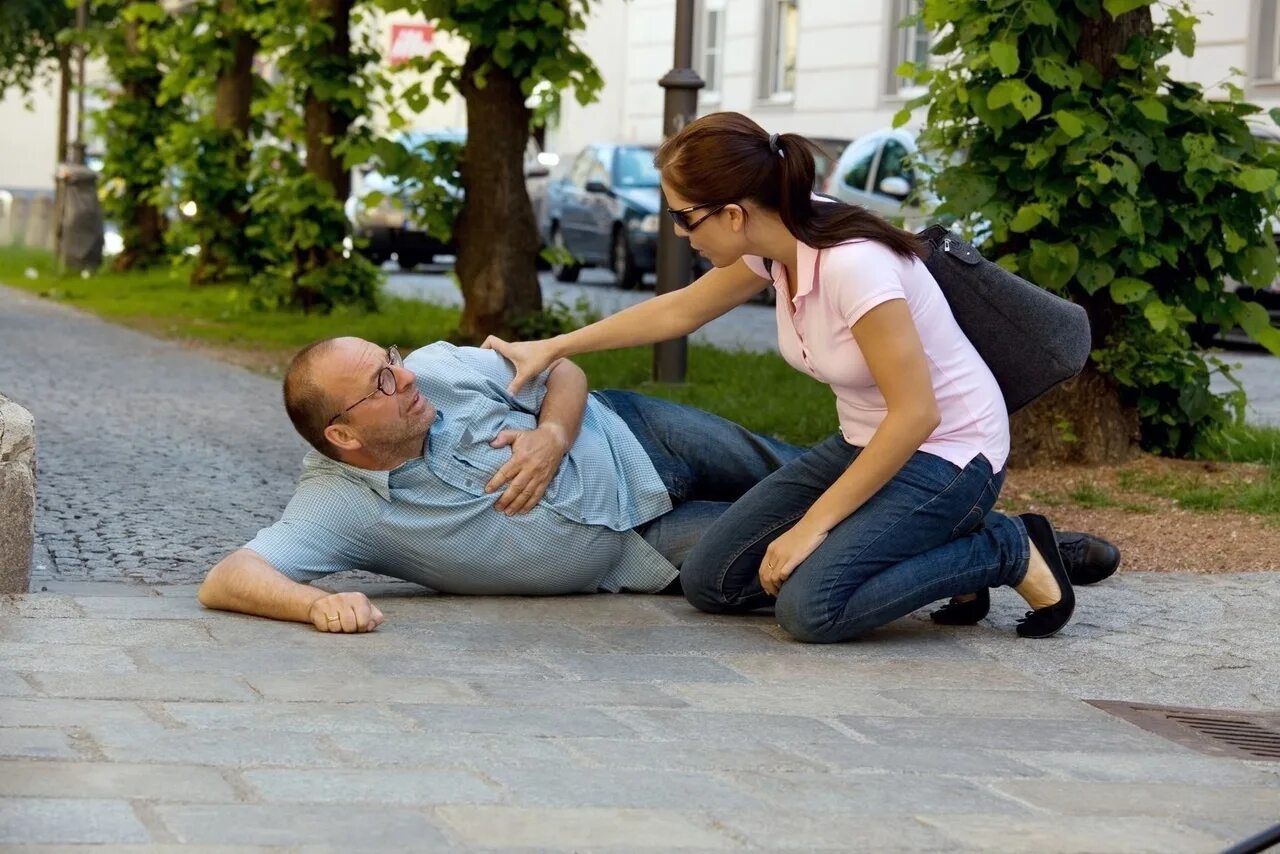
[197,549,383,633]
[486,358,589,514]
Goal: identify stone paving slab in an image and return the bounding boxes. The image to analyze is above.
[2,581,1279,851]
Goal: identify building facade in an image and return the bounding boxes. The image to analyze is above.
[1,1,1275,192]
[547,0,1280,156]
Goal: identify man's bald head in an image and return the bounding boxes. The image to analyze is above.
[283,337,351,459]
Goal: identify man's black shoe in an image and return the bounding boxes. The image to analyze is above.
[1056,531,1121,586]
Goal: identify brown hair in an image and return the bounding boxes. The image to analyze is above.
[283,338,342,460]
[655,111,926,261]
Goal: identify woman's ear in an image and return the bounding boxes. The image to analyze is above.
[725,203,747,233]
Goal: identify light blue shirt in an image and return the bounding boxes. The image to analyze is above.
[245,343,676,594]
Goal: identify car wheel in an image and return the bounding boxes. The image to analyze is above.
[397,254,419,272]
[611,228,640,290]
[550,225,581,283]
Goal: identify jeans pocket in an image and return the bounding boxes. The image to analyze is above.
[949,477,997,540]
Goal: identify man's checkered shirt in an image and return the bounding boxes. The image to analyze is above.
[244,342,676,594]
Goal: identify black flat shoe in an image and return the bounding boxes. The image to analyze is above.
[1056,531,1121,585]
[1016,513,1076,639]
[930,589,990,625]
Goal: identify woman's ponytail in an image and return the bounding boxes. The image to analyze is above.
[657,112,926,262]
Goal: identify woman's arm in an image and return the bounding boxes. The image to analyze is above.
[486,257,769,393]
[759,299,942,595]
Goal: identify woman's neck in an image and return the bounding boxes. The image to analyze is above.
[747,212,799,278]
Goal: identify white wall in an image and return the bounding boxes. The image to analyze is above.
[0,80,64,193]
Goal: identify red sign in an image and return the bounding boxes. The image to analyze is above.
[389,23,435,66]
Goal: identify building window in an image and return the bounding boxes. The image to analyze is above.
[761,0,798,101]
[697,0,726,104]
[886,0,929,96]
[1258,0,1280,81]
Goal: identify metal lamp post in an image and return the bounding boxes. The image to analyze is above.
[653,0,703,383]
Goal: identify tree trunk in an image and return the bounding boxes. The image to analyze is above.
[303,0,352,203]
[1007,5,1153,467]
[52,44,71,263]
[111,20,167,273]
[192,0,257,285]
[288,0,354,311]
[454,48,542,342]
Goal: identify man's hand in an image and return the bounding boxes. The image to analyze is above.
[485,425,569,515]
[307,592,384,633]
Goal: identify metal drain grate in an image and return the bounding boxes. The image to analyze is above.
[1088,701,1280,761]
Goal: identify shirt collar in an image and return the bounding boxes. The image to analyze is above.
[794,242,819,302]
[301,411,439,503]
[304,451,392,501]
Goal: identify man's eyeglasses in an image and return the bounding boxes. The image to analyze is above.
[327,345,403,426]
[667,201,728,232]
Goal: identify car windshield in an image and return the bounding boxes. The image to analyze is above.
[614,147,660,188]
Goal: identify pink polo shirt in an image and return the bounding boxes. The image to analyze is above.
[744,239,1010,472]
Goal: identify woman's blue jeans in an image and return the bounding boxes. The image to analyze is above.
[680,433,1032,643]
[593,390,804,571]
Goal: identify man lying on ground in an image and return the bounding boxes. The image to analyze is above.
[196,337,1120,632]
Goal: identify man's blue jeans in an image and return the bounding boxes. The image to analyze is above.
[680,432,1032,643]
[592,390,803,570]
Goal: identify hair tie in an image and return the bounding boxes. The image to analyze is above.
[768,133,782,157]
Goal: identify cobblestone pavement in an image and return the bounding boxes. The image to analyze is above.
[0,285,305,586]
[2,282,1279,851]
[387,266,1280,425]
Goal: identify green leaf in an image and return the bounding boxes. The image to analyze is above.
[1032,57,1079,89]
[1009,203,1048,233]
[1144,300,1174,332]
[1076,259,1115,294]
[1028,240,1080,289]
[1092,161,1113,184]
[892,108,912,128]
[1235,300,1280,356]
[990,41,1019,75]
[1232,167,1277,193]
[1223,224,1247,253]
[1104,0,1150,17]
[988,80,1041,120]
[1109,276,1153,304]
[1134,98,1168,123]
[1025,0,1057,25]
[1053,110,1085,138]
[1112,198,1142,235]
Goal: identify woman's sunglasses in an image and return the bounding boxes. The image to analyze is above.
[666,201,728,232]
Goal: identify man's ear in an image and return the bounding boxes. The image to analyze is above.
[324,422,363,454]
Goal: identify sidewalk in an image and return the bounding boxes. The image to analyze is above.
[1,284,1278,851]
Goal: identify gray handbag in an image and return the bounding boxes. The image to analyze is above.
[763,225,1090,414]
[915,225,1091,414]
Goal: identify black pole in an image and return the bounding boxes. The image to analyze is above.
[653,0,703,383]
[71,0,87,166]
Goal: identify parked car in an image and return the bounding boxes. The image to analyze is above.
[823,128,933,231]
[347,130,548,270]
[540,143,666,289]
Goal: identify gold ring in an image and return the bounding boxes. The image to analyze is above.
[326,613,340,622]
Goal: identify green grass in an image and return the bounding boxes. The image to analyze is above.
[0,246,837,446]
[1201,423,1280,466]
[1118,466,1280,516]
[1066,484,1117,509]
